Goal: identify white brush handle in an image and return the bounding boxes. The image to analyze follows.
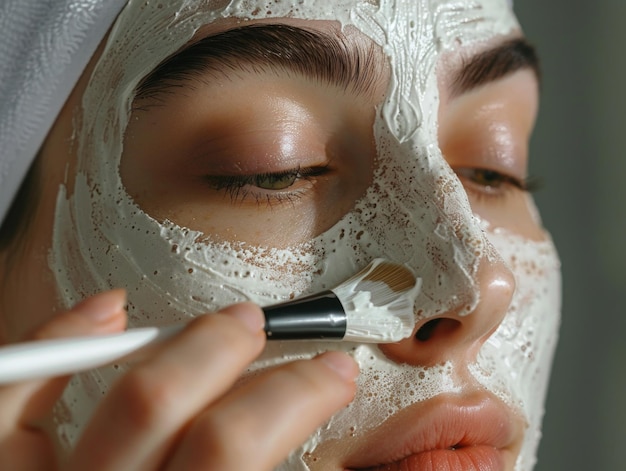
[0,259,419,384]
[0,324,184,384]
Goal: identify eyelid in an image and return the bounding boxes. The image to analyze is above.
[203,165,331,205]
[454,167,542,195]
[205,165,328,186]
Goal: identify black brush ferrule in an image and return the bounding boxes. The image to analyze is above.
[263,291,347,340]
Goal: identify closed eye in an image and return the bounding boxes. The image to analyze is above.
[454,167,542,197]
[203,165,331,205]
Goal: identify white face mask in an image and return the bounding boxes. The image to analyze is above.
[51,1,561,469]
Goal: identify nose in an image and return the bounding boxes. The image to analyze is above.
[379,254,515,366]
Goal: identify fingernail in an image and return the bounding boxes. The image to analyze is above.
[72,289,127,322]
[317,351,359,382]
[223,302,265,333]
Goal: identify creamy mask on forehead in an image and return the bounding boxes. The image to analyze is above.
[51,1,560,470]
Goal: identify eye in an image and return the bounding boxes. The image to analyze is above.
[255,172,298,190]
[203,165,330,204]
[454,167,540,197]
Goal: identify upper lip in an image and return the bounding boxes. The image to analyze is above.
[343,392,523,469]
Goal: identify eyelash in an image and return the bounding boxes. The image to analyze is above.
[203,166,330,204]
[454,167,542,199]
[203,165,540,207]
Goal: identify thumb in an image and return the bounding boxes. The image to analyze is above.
[0,289,127,427]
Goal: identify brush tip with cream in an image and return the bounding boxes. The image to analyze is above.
[263,258,421,342]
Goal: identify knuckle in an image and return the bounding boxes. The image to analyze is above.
[276,361,329,394]
[186,411,258,468]
[267,359,354,407]
[114,368,180,429]
[189,314,262,357]
[196,315,239,341]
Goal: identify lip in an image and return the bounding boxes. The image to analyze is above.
[343,393,523,471]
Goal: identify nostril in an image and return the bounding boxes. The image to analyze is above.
[415,318,442,341]
[415,318,460,342]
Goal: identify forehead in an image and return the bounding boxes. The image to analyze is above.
[129,0,518,52]
[110,0,518,143]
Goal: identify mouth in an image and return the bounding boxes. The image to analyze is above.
[350,446,505,471]
[343,393,523,471]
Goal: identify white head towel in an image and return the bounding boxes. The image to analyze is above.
[0,0,126,224]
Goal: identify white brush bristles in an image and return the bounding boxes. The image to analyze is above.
[332,259,421,342]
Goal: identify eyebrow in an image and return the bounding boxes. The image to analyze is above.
[134,23,385,104]
[451,37,541,97]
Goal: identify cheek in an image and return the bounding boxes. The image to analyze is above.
[470,227,561,467]
[1,87,89,341]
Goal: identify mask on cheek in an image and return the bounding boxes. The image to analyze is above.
[50,1,559,470]
[470,216,561,471]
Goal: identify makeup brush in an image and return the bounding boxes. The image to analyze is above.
[0,259,420,384]
[263,258,420,341]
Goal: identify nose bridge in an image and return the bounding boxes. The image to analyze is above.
[348,0,513,360]
[372,128,486,316]
[361,0,490,320]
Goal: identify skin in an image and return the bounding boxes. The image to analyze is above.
[121,21,383,248]
[0,8,549,471]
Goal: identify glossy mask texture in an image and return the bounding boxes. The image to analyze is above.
[51,1,561,470]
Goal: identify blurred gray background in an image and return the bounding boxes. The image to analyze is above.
[515,1,626,470]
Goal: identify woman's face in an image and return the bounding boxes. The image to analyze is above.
[40,0,561,470]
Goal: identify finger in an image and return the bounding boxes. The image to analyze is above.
[165,351,358,471]
[0,290,127,471]
[69,302,266,471]
[29,288,128,341]
[0,289,128,426]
